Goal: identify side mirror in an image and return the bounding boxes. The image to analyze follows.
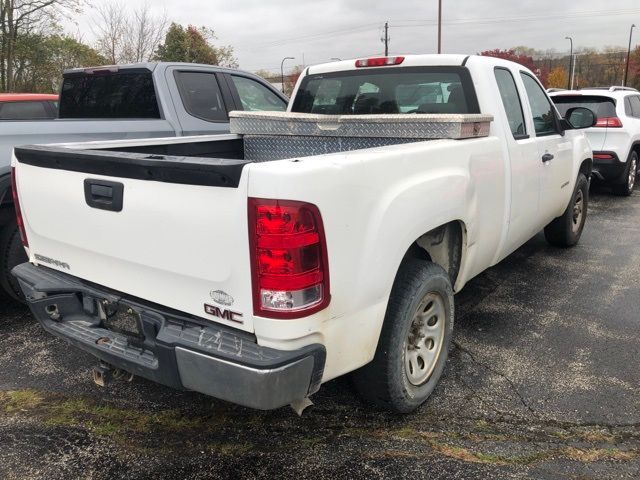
[564,107,597,129]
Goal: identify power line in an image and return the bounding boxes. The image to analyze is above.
[234,22,380,50]
[235,8,640,58]
[237,8,640,72]
[391,8,640,28]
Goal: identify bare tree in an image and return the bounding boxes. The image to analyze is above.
[126,2,167,63]
[92,0,167,64]
[92,1,127,64]
[0,0,81,91]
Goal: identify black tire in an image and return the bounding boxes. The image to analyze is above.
[612,151,637,196]
[0,219,27,303]
[544,173,589,248]
[352,258,454,413]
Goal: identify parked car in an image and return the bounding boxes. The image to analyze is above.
[550,86,640,195]
[0,93,59,120]
[0,63,287,301]
[11,54,595,413]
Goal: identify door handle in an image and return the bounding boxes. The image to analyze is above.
[84,179,124,212]
[541,153,554,163]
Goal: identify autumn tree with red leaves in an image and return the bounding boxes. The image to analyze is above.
[479,48,549,85]
[154,23,237,68]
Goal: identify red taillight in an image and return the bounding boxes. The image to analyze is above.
[248,198,330,319]
[593,153,615,160]
[594,117,623,128]
[355,56,405,68]
[10,167,28,247]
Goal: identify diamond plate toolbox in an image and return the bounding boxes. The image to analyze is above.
[229,111,493,140]
[243,135,420,162]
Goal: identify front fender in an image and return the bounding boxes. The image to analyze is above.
[570,131,594,182]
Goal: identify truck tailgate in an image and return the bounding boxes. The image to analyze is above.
[13,146,256,333]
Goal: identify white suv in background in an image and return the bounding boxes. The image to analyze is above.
[551,87,640,196]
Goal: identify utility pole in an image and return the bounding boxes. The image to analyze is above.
[565,36,573,90]
[624,24,636,87]
[437,0,442,53]
[280,56,294,94]
[382,21,389,56]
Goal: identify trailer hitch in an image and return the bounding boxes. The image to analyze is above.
[92,360,134,387]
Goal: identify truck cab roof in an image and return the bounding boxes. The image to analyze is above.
[0,93,58,102]
[305,54,527,76]
[63,62,249,77]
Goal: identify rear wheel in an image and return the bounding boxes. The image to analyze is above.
[612,151,637,196]
[352,259,454,413]
[0,219,27,302]
[544,173,588,248]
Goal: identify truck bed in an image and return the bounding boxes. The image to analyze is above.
[17,111,493,173]
[12,112,494,335]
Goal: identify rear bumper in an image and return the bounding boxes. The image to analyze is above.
[12,262,325,410]
[592,151,627,182]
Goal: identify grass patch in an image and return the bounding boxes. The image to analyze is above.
[2,389,226,444]
[429,441,510,465]
[577,430,616,444]
[0,390,45,413]
[562,446,639,462]
[2,388,638,465]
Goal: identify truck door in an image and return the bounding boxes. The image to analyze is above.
[519,72,573,226]
[494,67,542,254]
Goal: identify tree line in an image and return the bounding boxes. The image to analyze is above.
[2,4,640,94]
[480,46,640,90]
[0,0,237,93]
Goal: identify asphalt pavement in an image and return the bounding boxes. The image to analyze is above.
[0,185,638,480]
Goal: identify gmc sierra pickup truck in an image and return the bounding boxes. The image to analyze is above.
[0,62,287,301]
[11,55,595,413]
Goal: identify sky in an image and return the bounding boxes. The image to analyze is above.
[68,0,640,74]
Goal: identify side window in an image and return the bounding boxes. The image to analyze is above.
[520,73,558,136]
[628,95,640,118]
[175,71,227,122]
[494,68,527,138]
[0,101,53,120]
[625,97,633,116]
[230,76,286,112]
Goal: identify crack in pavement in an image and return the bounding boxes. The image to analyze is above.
[452,340,540,418]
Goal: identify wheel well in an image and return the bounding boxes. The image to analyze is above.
[405,221,464,286]
[0,174,14,228]
[631,142,640,161]
[0,173,11,207]
[579,158,593,178]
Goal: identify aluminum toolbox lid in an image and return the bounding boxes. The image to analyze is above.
[229,110,493,139]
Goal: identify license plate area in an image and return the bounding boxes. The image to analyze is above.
[102,303,144,340]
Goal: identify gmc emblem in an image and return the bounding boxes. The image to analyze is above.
[204,304,243,324]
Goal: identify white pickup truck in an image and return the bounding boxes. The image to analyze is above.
[11,55,595,413]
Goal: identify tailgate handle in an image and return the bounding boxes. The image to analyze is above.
[84,179,124,212]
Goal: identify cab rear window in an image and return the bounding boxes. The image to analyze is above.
[59,70,160,119]
[551,95,616,118]
[291,66,479,115]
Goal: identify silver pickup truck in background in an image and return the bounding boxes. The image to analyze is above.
[0,62,288,301]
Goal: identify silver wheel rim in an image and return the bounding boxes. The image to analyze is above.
[403,292,446,386]
[629,157,637,191]
[572,188,584,234]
